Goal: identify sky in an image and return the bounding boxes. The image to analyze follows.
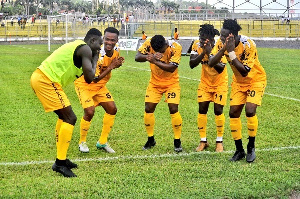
[155,0,300,15]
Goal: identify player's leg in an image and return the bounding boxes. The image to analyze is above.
[214,103,225,152]
[96,100,117,153]
[166,85,182,152]
[245,102,258,163]
[78,106,95,153]
[53,106,77,177]
[196,101,210,151]
[244,82,266,163]
[31,69,76,177]
[229,86,247,161]
[213,89,227,152]
[229,104,245,161]
[74,86,96,153]
[143,102,158,150]
[143,84,162,150]
[168,103,182,152]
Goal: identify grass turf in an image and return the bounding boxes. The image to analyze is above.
[0,45,299,198]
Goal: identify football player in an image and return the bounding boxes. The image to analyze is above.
[74,27,124,154]
[189,24,228,152]
[135,35,183,152]
[209,19,267,163]
[31,28,103,177]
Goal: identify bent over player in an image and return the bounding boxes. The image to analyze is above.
[31,28,103,177]
[209,19,267,163]
[74,27,124,153]
[135,35,183,152]
[189,24,228,152]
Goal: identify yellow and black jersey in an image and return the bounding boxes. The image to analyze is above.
[138,38,182,86]
[191,40,228,87]
[214,35,266,85]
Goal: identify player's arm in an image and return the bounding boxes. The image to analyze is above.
[93,57,124,83]
[135,51,148,62]
[189,53,204,69]
[77,45,99,84]
[225,34,249,77]
[213,62,226,74]
[208,46,225,67]
[190,40,211,69]
[147,53,178,73]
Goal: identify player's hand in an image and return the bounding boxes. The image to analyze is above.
[110,57,124,69]
[146,54,156,63]
[202,39,212,55]
[153,52,163,61]
[225,33,235,52]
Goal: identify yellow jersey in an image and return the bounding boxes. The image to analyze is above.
[215,36,266,85]
[174,32,179,40]
[138,38,182,87]
[74,45,120,90]
[191,40,228,88]
[142,33,147,40]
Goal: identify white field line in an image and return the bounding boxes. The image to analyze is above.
[0,145,299,166]
[124,65,300,102]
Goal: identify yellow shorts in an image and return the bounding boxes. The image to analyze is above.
[230,81,267,106]
[75,85,114,109]
[197,85,228,106]
[30,69,71,112]
[145,83,180,104]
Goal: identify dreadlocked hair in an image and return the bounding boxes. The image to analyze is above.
[199,24,220,38]
[151,35,166,52]
[222,19,242,36]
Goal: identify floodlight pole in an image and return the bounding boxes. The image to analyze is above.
[48,15,51,52]
[65,14,68,44]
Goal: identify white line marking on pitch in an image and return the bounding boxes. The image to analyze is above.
[124,65,300,102]
[0,146,299,166]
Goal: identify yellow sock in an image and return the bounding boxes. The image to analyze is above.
[79,117,91,144]
[171,112,182,139]
[230,118,242,140]
[197,114,207,139]
[99,113,115,145]
[247,115,258,137]
[215,113,225,138]
[57,122,74,160]
[144,112,155,137]
[55,119,63,146]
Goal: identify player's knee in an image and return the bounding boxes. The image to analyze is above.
[229,111,239,118]
[66,114,77,125]
[84,107,95,121]
[145,104,155,113]
[169,107,178,114]
[108,107,117,115]
[245,110,256,117]
[198,107,208,114]
[214,109,223,116]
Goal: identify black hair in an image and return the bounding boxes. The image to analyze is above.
[84,28,102,41]
[150,35,166,52]
[104,27,119,36]
[222,19,242,36]
[199,24,220,38]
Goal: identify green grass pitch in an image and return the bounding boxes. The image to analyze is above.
[0,44,299,198]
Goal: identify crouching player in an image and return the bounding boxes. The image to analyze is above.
[189,24,228,152]
[75,27,124,153]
